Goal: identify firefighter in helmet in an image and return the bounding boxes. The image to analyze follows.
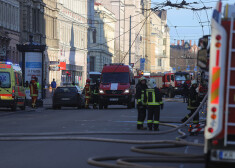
[85,79,91,109]
[92,80,100,109]
[181,80,200,124]
[29,75,38,108]
[135,76,148,130]
[146,79,164,131]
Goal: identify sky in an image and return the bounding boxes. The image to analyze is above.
[151,0,235,45]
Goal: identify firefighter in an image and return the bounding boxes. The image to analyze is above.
[29,75,38,108]
[181,80,200,124]
[147,80,164,131]
[85,79,91,109]
[93,80,99,109]
[135,76,148,130]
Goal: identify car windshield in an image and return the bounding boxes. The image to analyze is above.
[55,87,77,93]
[102,72,129,83]
[175,74,190,81]
[0,72,11,88]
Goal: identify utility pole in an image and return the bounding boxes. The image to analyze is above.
[129,15,131,65]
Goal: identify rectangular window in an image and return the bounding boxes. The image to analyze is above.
[0,72,11,88]
[163,50,166,56]
[158,58,162,66]
[33,8,36,32]
[93,30,96,43]
[27,6,30,31]
[15,72,23,86]
[90,57,95,71]
[163,38,166,45]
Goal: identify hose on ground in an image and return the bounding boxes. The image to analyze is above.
[0,95,208,168]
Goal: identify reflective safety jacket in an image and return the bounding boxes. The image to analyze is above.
[187,86,199,110]
[135,83,148,105]
[146,88,163,106]
[85,84,91,98]
[30,80,38,97]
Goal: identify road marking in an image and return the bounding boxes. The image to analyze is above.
[180,145,189,168]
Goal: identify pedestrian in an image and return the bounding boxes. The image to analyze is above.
[51,79,56,95]
[71,81,75,86]
[182,82,189,103]
[135,76,148,130]
[181,80,200,124]
[92,80,99,109]
[29,75,38,108]
[85,79,91,109]
[146,80,164,131]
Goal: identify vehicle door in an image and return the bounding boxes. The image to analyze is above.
[14,72,25,102]
[171,74,175,87]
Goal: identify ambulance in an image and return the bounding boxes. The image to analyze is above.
[0,62,26,111]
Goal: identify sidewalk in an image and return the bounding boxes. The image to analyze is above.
[42,90,53,109]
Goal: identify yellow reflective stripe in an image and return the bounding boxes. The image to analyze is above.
[160,101,163,104]
[148,102,160,105]
[86,96,91,98]
[137,99,141,102]
[30,94,38,96]
[153,121,159,124]
[147,120,153,123]
[193,121,199,124]
[137,121,143,124]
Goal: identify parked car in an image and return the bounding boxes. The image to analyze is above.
[52,86,85,109]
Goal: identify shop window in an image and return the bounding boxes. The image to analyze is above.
[90,56,95,71]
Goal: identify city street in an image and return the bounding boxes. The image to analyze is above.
[0,98,205,168]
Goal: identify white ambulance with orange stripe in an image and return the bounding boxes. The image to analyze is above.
[205,1,235,167]
[0,62,26,111]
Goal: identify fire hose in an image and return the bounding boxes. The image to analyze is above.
[0,94,208,168]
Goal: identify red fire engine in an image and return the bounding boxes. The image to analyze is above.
[98,64,135,109]
[135,71,191,98]
[205,1,235,167]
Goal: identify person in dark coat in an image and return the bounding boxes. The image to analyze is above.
[181,80,200,123]
[135,77,148,130]
[182,82,189,103]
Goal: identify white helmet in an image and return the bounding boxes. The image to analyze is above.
[148,78,157,88]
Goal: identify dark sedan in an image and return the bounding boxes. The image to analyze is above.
[52,86,85,109]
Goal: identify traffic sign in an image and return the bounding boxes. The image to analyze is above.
[140,58,145,70]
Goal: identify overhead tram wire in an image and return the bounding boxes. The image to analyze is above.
[59,14,150,52]
[199,0,211,35]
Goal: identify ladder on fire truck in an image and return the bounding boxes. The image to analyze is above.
[224,13,235,146]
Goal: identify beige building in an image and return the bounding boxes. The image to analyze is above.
[89,2,116,72]
[150,10,170,73]
[43,0,89,87]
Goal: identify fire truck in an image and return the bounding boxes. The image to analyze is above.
[135,71,191,98]
[99,64,135,109]
[205,1,235,167]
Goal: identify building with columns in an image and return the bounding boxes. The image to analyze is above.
[150,10,171,73]
[42,0,89,87]
[88,2,116,72]
[0,0,20,63]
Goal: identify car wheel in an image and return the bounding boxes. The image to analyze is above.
[99,104,103,109]
[127,102,132,109]
[20,100,26,110]
[11,102,17,111]
[132,101,135,108]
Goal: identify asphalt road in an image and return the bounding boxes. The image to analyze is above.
[0,98,205,168]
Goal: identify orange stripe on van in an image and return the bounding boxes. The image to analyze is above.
[211,67,220,104]
[0,94,12,96]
